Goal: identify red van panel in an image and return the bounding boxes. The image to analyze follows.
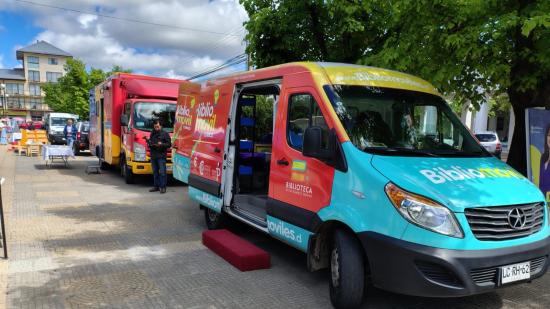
[188,83,233,184]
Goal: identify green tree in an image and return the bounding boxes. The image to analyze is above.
[88,68,107,87]
[43,59,90,120]
[43,60,133,120]
[108,65,133,75]
[241,0,381,68]
[242,0,550,175]
[362,0,550,175]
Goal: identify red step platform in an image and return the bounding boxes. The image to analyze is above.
[202,229,271,271]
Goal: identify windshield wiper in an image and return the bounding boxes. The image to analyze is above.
[431,150,489,157]
[363,146,438,157]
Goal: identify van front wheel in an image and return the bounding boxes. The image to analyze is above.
[329,229,365,308]
[120,157,134,184]
[204,207,225,230]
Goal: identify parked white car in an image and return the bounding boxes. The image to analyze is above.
[475,131,502,158]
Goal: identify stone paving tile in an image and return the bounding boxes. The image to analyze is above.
[36,191,81,198]
[4,149,550,309]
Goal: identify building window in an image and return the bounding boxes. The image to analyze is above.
[29,84,41,96]
[7,97,25,108]
[28,56,39,69]
[29,98,43,110]
[6,83,24,95]
[46,72,62,83]
[48,58,58,65]
[28,70,40,82]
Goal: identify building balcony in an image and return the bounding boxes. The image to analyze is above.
[6,103,51,111]
[1,97,51,111]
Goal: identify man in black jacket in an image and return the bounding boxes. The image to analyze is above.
[147,120,171,193]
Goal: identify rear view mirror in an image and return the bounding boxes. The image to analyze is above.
[302,127,347,172]
[302,126,331,160]
[120,114,129,127]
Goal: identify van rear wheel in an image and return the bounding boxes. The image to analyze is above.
[329,229,365,308]
[204,207,225,230]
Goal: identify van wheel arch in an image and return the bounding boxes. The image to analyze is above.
[203,207,226,230]
[307,221,370,276]
[120,154,134,184]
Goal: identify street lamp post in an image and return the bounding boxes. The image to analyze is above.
[0,83,5,116]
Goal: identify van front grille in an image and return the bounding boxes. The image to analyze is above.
[464,202,545,241]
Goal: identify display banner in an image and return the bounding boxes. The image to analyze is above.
[525,108,550,202]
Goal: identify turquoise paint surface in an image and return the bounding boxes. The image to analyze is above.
[188,186,222,213]
[267,215,312,252]
[370,155,543,211]
[172,153,190,183]
[318,142,409,239]
[318,142,549,250]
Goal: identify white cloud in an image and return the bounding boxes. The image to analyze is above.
[163,69,186,80]
[0,54,4,69]
[78,14,97,29]
[4,0,248,78]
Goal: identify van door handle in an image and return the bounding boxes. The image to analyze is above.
[277,158,289,166]
[214,147,221,153]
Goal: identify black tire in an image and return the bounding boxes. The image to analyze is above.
[120,157,134,184]
[329,229,365,309]
[99,161,110,170]
[73,144,80,156]
[204,207,225,230]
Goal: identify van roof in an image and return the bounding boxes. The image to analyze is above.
[108,73,184,84]
[207,62,440,96]
[47,112,78,118]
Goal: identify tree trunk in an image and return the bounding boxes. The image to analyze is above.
[307,3,329,61]
[506,103,527,175]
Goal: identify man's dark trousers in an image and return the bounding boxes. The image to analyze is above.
[151,157,167,189]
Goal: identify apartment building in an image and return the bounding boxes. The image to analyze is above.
[0,40,72,120]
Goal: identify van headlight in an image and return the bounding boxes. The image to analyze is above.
[134,142,147,162]
[385,182,463,238]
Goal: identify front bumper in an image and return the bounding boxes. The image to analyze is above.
[77,139,89,150]
[49,134,65,143]
[359,232,550,297]
[129,161,173,175]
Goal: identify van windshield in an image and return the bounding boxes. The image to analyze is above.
[133,102,176,132]
[81,123,90,132]
[51,117,68,126]
[475,134,496,142]
[324,85,489,157]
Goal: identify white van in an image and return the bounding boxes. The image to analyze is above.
[44,112,78,144]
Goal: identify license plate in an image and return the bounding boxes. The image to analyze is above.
[501,261,530,284]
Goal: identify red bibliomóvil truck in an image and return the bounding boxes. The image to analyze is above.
[89,73,185,183]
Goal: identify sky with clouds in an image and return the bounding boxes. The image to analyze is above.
[0,0,249,79]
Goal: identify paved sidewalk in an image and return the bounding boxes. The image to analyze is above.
[0,144,16,308]
[1,147,550,308]
[1,150,331,309]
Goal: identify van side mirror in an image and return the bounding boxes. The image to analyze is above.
[302,127,347,172]
[302,126,332,160]
[120,114,129,127]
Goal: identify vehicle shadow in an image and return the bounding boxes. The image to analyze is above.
[33,155,185,188]
[10,154,542,308]
[222,219,509,309]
